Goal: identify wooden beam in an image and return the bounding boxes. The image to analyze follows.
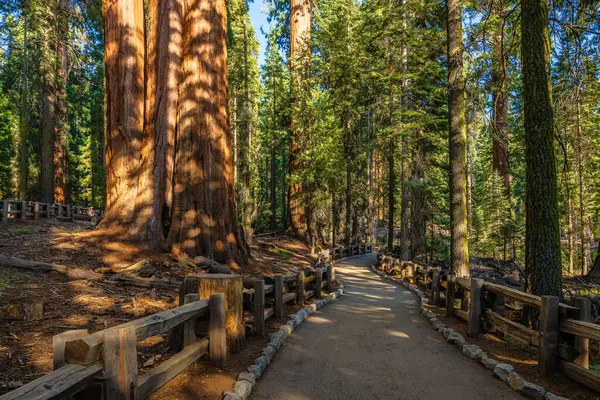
[431,270,441,306]
[103,326,138,400]
[484,310,539,347]
[1,199,7,222]
[468,278,484,336]
[183,294,200,348]
[138,338,208,399]
[539,295,559,377]
[52,330,88,370]
[573,296,591,368]
[297,271,305,305]
[283,293,296,303]
[483,282,541,308]
[264,307,274,320]
[454,309,468,321]
[0,363,102,400]
[65,300,209,364]
[560,318,600,342]
[274,275,284,318]
[446,273,456,317]
[254,280,266,335]
[209,293,227,368]
[560,360,600,393]
[456,277,470,291]
[315,269,323,299]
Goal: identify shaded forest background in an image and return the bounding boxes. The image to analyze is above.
[0,0,599,274]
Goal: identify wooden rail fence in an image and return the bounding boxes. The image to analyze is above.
[0,199,103,223]
[332,243,374,260]
[392,260,600,393]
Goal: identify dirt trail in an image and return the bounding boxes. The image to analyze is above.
[251,254,522,400]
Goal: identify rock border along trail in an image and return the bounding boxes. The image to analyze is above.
[250,254,522,400]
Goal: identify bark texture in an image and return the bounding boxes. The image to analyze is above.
[447,0,469,276]
[101,0,248,265]
[53,0,69,204]
[522,0,561,296]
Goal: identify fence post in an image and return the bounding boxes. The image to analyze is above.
[1,200,7,222]
[33,202,39,219]
[209,293,227,368]
[468,278,484,336]
[327,265,334,292]
[104,326,138,400]
[431,270,441,306]
[274,275,284,318]
[297,271,305,305]
[254,280,265,335]
[52,329,88,370]
[66,204,71,218]
[446,273,456,317]
[315,269,323,299]
[539,295,559,376]
[20,201,26,220]
[183,293,200,348]
[574,296,591,368]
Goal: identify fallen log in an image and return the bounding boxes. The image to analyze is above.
[107,275,181,290]
[0,255,100,280]
[194,256,232,274]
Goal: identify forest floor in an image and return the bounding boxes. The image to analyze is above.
[0,218,321,396]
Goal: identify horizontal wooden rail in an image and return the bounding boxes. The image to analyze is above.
[560,319,600,342]
[560,360,600,393]
[484,310,540,346]
[483,282,541,308]
[65,299,209,364]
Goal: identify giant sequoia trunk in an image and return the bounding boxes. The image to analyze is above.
[522,0,561,296]
[40,36,55,203]
[102,0,248,265]
[54,0,69,204]
[447,0,469,277]
[287,0,311,237]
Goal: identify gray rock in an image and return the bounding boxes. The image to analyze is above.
[222,391,242,400]
[481,355,499,371]
[233,380,253,399]
[237,372,256,385]
[247,364,262,379]
[461,344,483,361]
[493,363,514,382]
[255,355,269,370]
[544,393,569,400]
[521,381,546,400]
[280,324,293,336]
[447,332,467,350]
[432,320,443,331]
[261,345,276,361]
[442,327,454,339]
[507,371,524,391]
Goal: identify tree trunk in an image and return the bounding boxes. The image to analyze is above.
[522,0,561,296]
[53,0,69,204]
[18,11,29,199]
[287,0,311,237]
[575,88,590,275]
[40,35,55,203]
[366,111,375,245]
[387,143,395,252]
[399,135,410,260]
[410,136,427,260]
[239,22,253,245]
[101,0,248,265]
[447,0,469,277]
[345,127,352,247]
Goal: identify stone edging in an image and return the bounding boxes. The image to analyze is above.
[222,285,346,400]
[368,262,568,400]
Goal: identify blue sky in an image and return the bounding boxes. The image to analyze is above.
[248,0,270,67]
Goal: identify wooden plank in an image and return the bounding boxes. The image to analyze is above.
[52,330,88,370]
[264,307,274,320]
[0,363,102,400]
[282,274,297,283]
[315,269,323,299]
[483,282,541,308]
[138,338,209,399]
[559,318,600,342]
[65,300,209,364]
[304,290,315,299]
[454,309,468,321]
[254,280,266,335]
[19,201,26,220]
[103,326,138,400]
[446,274,456,317]
[574,296,591,368]
[431,270,441,306]
[560,360,600,393]
[282,293,296,303]
[468,278,484,336]
[33,202,39,219]
[484,311,540,347]
[456,277,470,291]
[327,264,334,292]
[297,271,305,305]
[539,296,559,376]
[274,275,284,318]
[304,275,316,284]
[183,294,200,348]
[209,293,227,368]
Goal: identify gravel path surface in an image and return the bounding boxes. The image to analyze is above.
[250,254,522,400]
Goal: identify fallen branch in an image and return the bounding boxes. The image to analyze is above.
[0,255,100,280]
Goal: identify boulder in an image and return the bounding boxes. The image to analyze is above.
[233,380,253,399]
[521,381,546,400]
[462,345,483,361]
[507,371,524,391]
[237,372,256,385]
[223,392,242,400]
[545,393,568,400]
[482,355,499,371]
[493,363,514,382]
